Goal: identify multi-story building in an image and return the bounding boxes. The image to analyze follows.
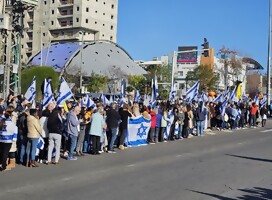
[21,0,118,63]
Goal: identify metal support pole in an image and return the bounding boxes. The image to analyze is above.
[79,31,83,93]
[171,51,176,89]
[5,29,11,97]
[267,0,271,105]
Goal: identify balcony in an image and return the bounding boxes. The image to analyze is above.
[59,0,74,8]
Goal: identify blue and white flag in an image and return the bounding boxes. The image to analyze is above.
[42,79,54,108]
[223,88,230,99]
[213,93,223,103]
[201,92,209,102]
[186,81,200,102]
[143,94,150,107]
[229,86,237,102]
[260,95,267,108]
[119,97,124,107]
[220,99,229,116]
[37,135,44,150]
[56,77,73,105]
[24,76,36,102]
[81,95,96,108]
[164,111,174,139]
[242,92,248,101]
[101,94,110,105]
[126,115,151,147]
[120,79,126,98]
[134,89,141,102]
[169,88,177,103]
[151,75,159,102]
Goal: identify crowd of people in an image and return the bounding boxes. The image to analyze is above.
[0,93,271,172]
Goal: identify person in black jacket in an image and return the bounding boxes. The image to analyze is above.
[260,105,268,127]
[195,101,207,136]
[47,107,64,164]
[106,103,121,153]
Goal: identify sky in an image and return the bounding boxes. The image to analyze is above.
[117,0,269,72]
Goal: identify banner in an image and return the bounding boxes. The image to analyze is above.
[126,115,151,147]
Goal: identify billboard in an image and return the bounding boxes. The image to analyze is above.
[177,46,198,63]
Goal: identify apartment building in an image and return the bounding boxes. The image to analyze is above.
[21,0,118,63]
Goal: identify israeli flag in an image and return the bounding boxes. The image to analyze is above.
[24,76,36,102]
[143,94,150,107]
[151,75,159,102]
[164,111,174,139]
[120,79,126,98]
[186,81,200,102]
[242,92,248,101]
[201,92,209,102]
[219,99,229,116]
[169,88,177,103]
[81,95,91,107]
[229,86,237,102]
[134,89,141,102]
[260,95,267,108]
[223,88,230,99]
[101,94,110,105]
[37,135,44,150]
[126,115,151,147]
[42,78,54,108]
[56,77,73,105]
[213,93,223,103]
[119,97,124,107]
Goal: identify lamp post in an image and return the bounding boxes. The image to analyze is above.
[79,31,84,93]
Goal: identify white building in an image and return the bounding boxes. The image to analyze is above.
[21,0,118,62]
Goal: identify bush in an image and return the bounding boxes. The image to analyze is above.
[21,66,59,101]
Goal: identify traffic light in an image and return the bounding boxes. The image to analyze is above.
[201,38,209,57]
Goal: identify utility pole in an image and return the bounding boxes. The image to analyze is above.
[267,0,271,105]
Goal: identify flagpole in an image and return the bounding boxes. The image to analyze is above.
[171,51,176,90]
[267,0,271,105]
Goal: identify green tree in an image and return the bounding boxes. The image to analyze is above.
[186,65,219,91]
[127,75,146,92]
[21,66,59,101]
[87,72,109,93]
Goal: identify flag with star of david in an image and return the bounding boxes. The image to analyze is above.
[56,77,73,105]
[24,76,36,102]
[42,78,54,108]
[126,115,151,147]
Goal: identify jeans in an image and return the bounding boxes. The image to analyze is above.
[160,127,166,142]
[68,134,78,158]
[250,114,256,127]
[155,127,160,142]
[176,124,183,139]
[107,128,117,151]
[27,138,39,161]
[149,128,155,141]
[196,121,205,136]
[19,134,28,163]
[83,133,90,153]
[48,133,62,162]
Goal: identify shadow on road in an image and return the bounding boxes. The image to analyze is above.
[188,186,272,199]
[225,154,272,163]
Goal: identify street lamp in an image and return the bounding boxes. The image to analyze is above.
[79,31,84,93]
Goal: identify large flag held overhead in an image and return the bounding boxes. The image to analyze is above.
[186,80,200,102]
[56,77,73,105]
[213,93,223,103]
[126,115,151,147]
[260,95,267,108]
[236,83,242,100]
[229,86,237,102]
[24,76,36,102]
[101,94,110,105]
[42,78,54,108]
[219,98,229,116]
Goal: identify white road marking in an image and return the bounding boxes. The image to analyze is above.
[127,164,136,167]
[260,129,272,133]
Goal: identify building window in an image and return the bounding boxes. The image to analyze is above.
[110,25,113,30]
[102,34,104,37]
[111,4,114,9]
[110,36,113,40]
[86,7,89,12]
[43,22,45,25]
[22,45,24,48]
[103,2,105,4]
[76,18,79,22]
[51,21,54,25]
[103,13,105,15]
[77,6,79,11]
[95,10,97,13]
[52,0,54,3]
[52,10,54,14]
[43,33,46,36]
[95,21,97,24]
[96,0,98,2]
[103,24,105,26]
[86,19,88,23]
[111,15,114,19]
[44,1,47,5]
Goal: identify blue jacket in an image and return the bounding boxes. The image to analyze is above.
[65,111,80,137]
[156,113,162,127]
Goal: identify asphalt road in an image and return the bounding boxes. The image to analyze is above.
[0,121,272,200]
